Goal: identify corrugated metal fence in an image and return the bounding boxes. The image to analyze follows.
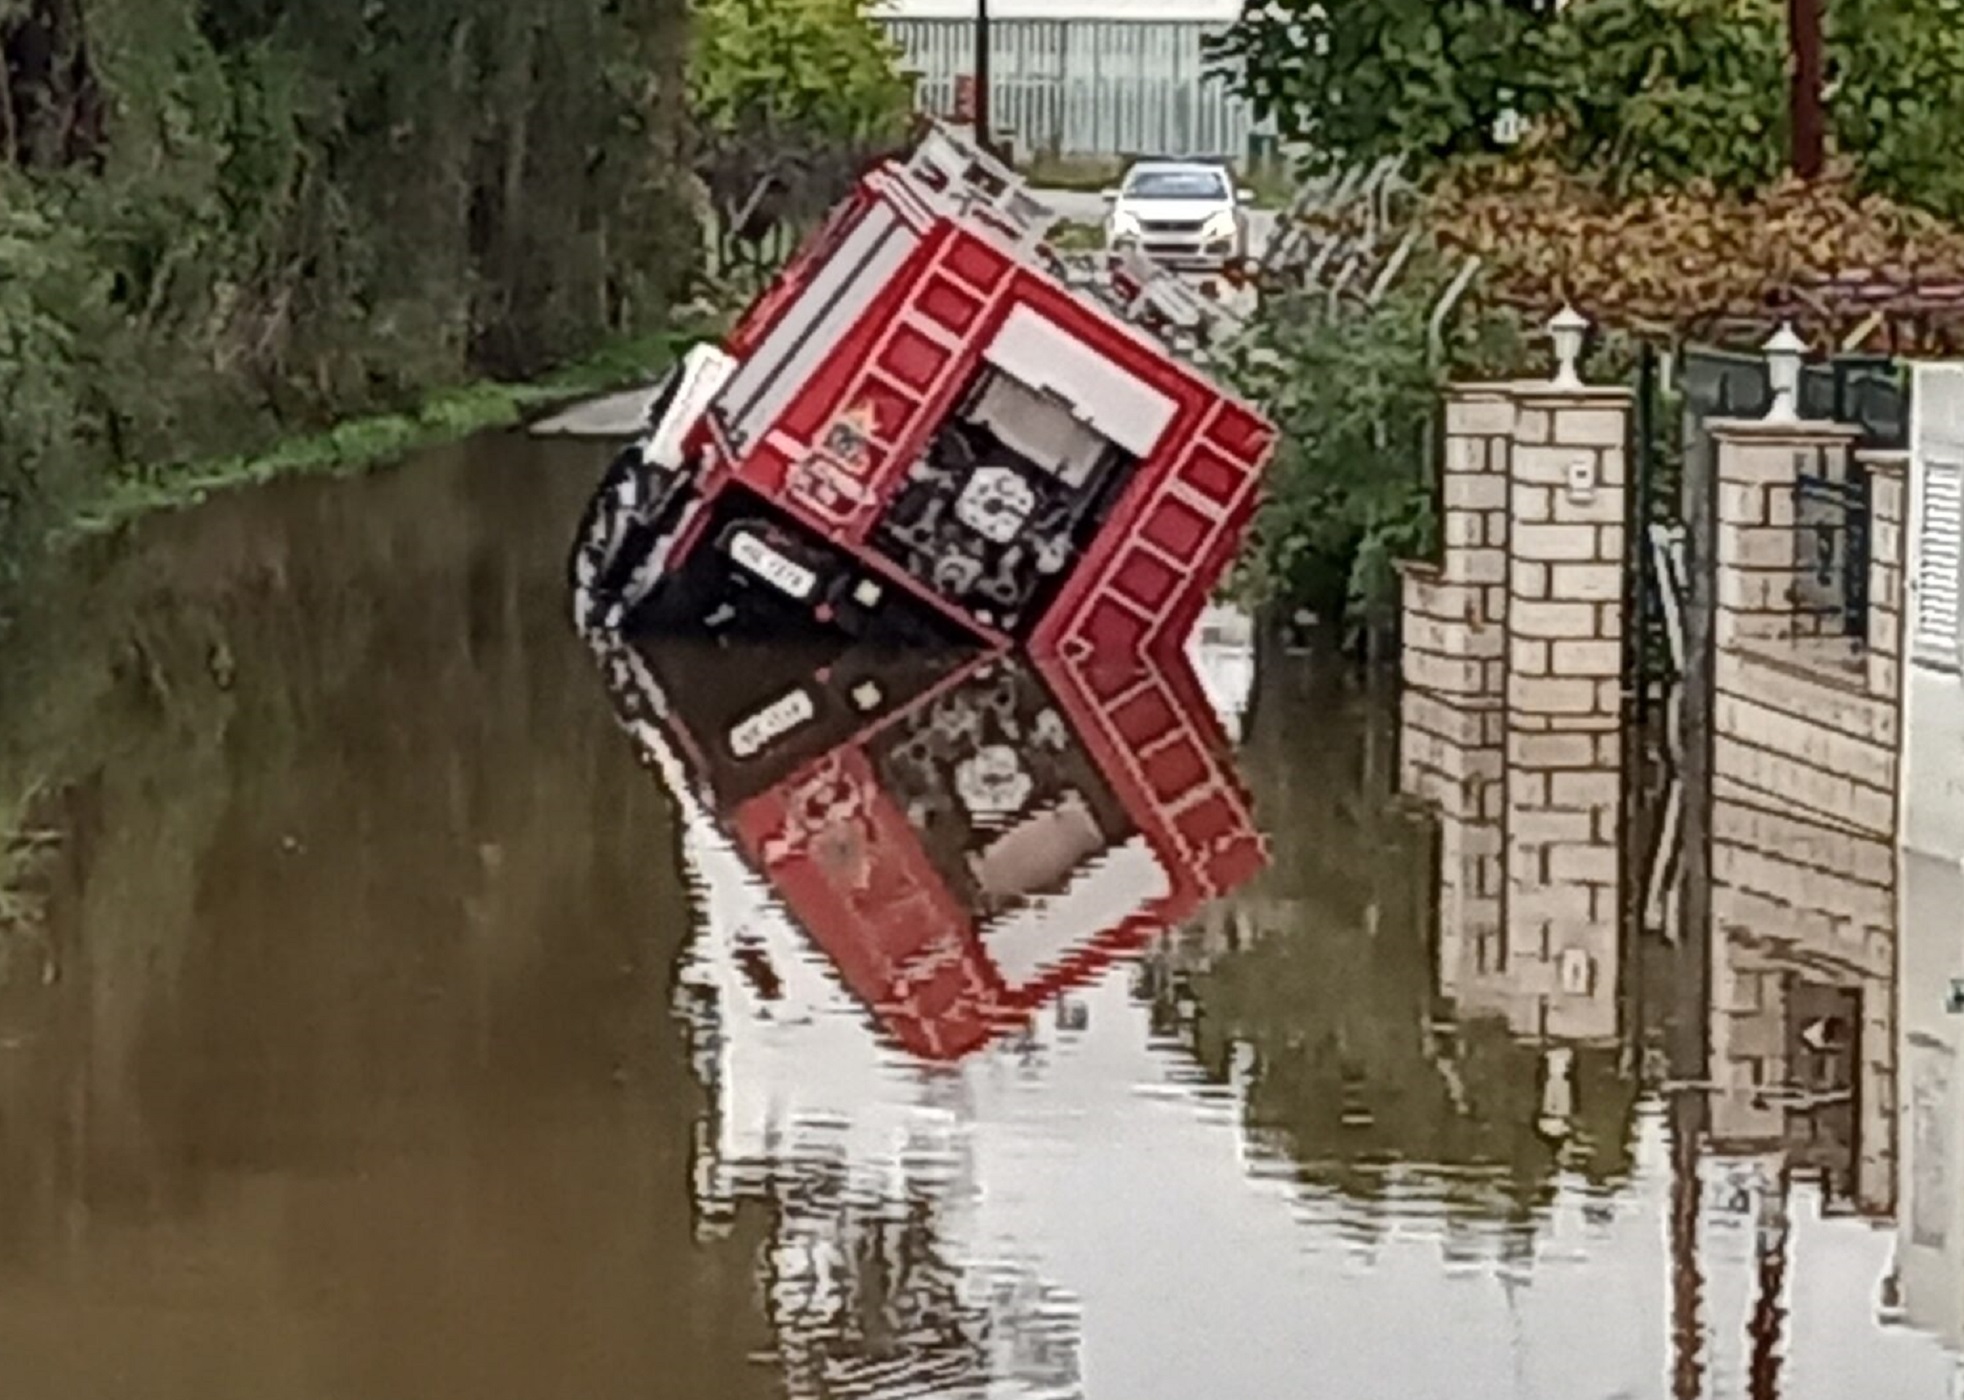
[881,19,1267,159]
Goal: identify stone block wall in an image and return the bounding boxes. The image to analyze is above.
[1705,426,1908,1215]
[1710,424,1905,842]
[1400,380,1632,1047]
[1867,456,1909,707]
[1397,387,1913,1204]
[1402,686,1506,1000]
[1398,386,1513,709]
[1501,388,1630,1048]
[1706,809,1897,1213]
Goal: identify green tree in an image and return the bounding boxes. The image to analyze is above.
[690,0,912,144]
[1550,0,1788,195]
[1222,266,1530,633]
[1831,0,1964,221]
[1209,0,1565,178]
[1218,0,1964,216]
[1,0,699,583]
[687,0,915,231]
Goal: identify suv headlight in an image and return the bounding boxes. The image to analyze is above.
[1202,210,1238,240]
[1108,209,1142,239]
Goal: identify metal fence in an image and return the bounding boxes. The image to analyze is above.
[881,18,1267,159]
[1798,356,1909,449]
[1793,451,1872,639]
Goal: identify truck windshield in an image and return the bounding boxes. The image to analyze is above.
[1123,168,1227,199]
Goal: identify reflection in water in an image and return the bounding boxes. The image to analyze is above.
[1385,622,1960,1398]
[0,442,780,1400]
[581,624,1267,1397]
[0,434,1959,1397]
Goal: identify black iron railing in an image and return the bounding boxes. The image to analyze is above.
[1792,451,1871,639]
[1799,356,1909,450]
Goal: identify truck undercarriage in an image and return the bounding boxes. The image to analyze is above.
[568,122,1275,663]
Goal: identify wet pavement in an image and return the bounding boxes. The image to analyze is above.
[0,436,1958,1398]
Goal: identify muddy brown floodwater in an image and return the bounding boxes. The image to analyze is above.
[0,433,1957,1400]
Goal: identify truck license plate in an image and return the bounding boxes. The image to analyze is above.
[728,530,817,600]
[729,687,817,759]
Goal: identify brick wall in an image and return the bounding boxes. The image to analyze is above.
[1401,390,1912,1196]
[1400,381,1632,1047]
[1398,386,1512,708]
[1705,423,1908,1214]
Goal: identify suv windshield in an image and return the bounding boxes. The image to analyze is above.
[1123,168,1228,200]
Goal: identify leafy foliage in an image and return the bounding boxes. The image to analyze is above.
[1830,0,1964,223]
[1215,0,1964,220]
[1209,0,1560,179]
[1429,158,1964,350]
[1223,291,1436,633]
[0,0,702,579]
[691,0,911,145]
[687,0,915,236]
[1549,0,1788,196]
[1221,260,1531,637]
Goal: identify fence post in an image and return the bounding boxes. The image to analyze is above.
[1673,380,1717,1099]
[1629,343,1657,729]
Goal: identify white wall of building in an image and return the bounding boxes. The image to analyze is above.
[1895,852,1964,1360]
[875,3,1269,158]
[1906,364,1964,866]
[880,0,1241,19]
[1905,668,1964,861]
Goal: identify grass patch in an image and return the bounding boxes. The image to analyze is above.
[58,318,718,543]
[1020,154,1127,193]
[1048,219,1106,251]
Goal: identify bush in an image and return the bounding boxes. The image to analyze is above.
[688,0,916,231]
[1219,264,1533,640]
[1830,0,1964,223]
[1549,0,1789,196]
[1428,157,1964,350]
[1214,0,1964,221]
[1209,0,1561,179]
[0,0,702,579]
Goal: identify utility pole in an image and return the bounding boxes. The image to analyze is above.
[1789,0,1825,179]
[974,0,993,157]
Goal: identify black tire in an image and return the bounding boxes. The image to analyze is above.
[567,354,699,634]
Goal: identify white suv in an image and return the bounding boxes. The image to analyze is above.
[1102,160,1252,269]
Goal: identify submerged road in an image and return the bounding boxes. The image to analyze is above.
[0,430,1955,1399]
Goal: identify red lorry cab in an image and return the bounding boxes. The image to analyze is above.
[575,124,1277,663]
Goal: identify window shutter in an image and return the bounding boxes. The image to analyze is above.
[1913,366,1964,673]
[1914,461,1963,670]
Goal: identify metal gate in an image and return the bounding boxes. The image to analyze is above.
[1627,344,1909,706]
[1628,343,1908,946]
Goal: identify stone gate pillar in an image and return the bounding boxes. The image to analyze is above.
[1499,379,1632,1040]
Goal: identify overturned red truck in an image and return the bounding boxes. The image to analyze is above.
[571,123,1277,659]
